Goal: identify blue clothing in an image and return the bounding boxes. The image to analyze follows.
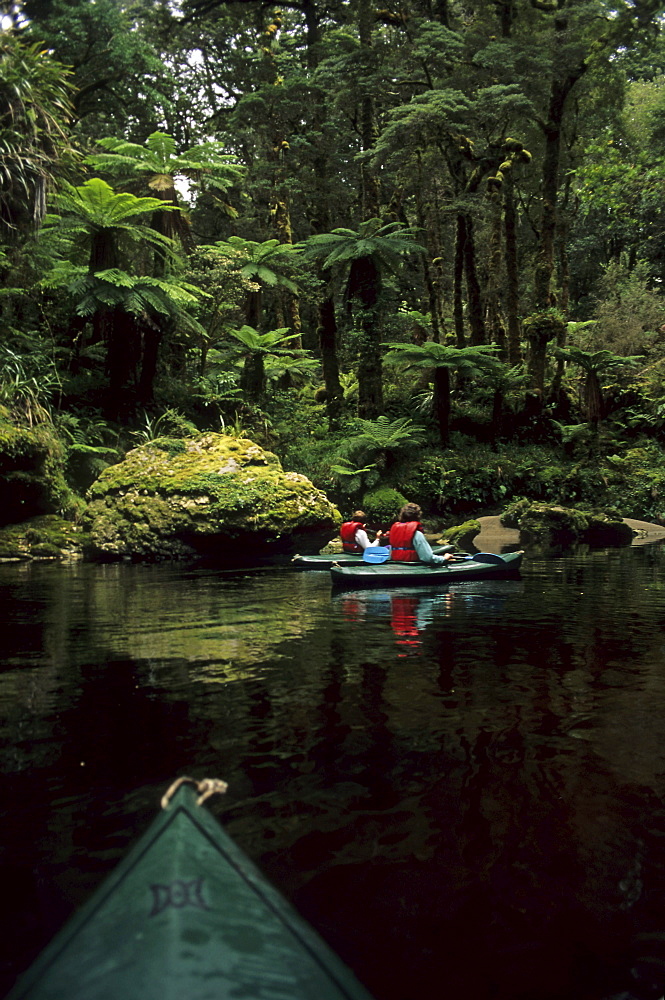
[412,531,448,566]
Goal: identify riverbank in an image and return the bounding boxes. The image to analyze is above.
[473,514,665,552]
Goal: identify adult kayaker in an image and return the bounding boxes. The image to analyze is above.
[385,503,454,565]
[340,510,383,553]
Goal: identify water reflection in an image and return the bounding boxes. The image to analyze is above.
[2,550,665,999]
[335,579,525,656]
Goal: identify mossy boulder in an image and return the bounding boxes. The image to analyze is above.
[82,433,341,561]
[437,518,481,548]
[501,500,633,546]
[0,515,91,561]
[0,406,75,525]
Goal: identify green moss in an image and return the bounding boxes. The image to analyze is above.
[152,437,187,456]
[0,410,77,523]
[439,519,481,547]
[0,515,91,560]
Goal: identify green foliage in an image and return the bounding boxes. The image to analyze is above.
[360,487,407,524]
[211,237,302,294]
[341,415,426,469]
[45,178,177,246]
[384,341,501,375]
[522,309,567,344]
[131,408,199,444]
[0,344,60,425]
[89,131,243,193]
[0,34,76,235]
[43,266,205,327]
[303,220,425,281]
[556,346,644,376]
[329,459,379,497]
[22,0,174,139]
[226,326,300,353]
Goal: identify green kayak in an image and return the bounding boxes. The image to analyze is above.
[292,544,455,570]
[7,778,375,1000]
[329,550,524,588]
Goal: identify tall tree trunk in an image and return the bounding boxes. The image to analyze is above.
[433,365,451,447]
[357,0,380,219]
[351,256,382,418]
[356,307,383,418]
[318,268,343,428]
[528,14,587,391]
[503,170,522,365]
[453,215,466,348]
[485,188,507,357]
[105,308,138,420]
[550,215,571,400]
[306,1,343,427]
[241,352,266,401]
[463,212,486,346]
[416,154,442,342]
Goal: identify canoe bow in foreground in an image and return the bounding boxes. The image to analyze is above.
[329,550,524,588]
[8,778,375,1000]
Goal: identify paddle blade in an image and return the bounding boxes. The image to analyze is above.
[363,546,391,563]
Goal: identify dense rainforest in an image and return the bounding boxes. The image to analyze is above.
[3,0,665,543]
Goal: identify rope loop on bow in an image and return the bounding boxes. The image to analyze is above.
[161,776,229,810]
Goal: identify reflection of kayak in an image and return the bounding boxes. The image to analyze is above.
[7,778,375,1000]
[330,550,524,589]
[293,544,455,570]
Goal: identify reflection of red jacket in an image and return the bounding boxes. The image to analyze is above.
[340,520,364,553]
[389,521,420,562]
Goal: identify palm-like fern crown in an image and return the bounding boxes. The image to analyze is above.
[555,346,644,375]
[53,178,175,228]
[212,237,302,293]
[352,415,426,450]
[88,131,244,192]
[384,341,501,374]
[227,326,302,353]
[303,218,426,274]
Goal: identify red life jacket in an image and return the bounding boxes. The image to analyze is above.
[388,521,420,562]
[340,520,365,553]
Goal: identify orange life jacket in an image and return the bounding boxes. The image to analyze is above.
[340,520,365,553]
[388,521,420,562]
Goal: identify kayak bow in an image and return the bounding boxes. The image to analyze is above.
[7,777,375,1000]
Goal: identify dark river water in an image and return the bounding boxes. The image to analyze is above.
[3,545,665,1000]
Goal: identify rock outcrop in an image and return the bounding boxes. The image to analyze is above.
[0,406,73,525]
[501,500,634,547]
[82,433,340,560]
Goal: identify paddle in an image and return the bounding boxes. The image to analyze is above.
[362,546,391,564]
[362,549,507,566]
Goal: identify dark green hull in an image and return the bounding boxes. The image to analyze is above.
[330,550,524,588]
[293,545,455,570]
[8,782,375,1000]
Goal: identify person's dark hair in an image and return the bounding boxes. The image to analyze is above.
[351,510,367,522]
[399,503,421,522]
